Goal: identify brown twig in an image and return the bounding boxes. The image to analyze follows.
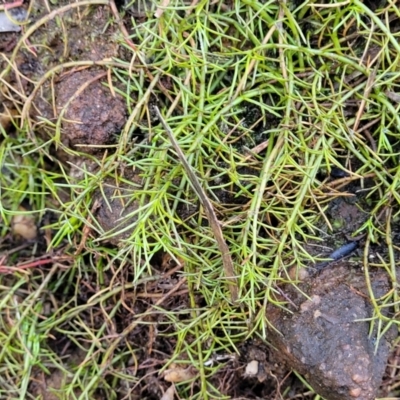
[155,106,239,302]
[353,63,378,132]
[75,199,101,255]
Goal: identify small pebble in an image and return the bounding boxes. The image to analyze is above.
[244,360,259,377]
[0,8,27,32]
[11,207,37,240]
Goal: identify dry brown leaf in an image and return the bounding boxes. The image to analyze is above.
[163,364,196,383]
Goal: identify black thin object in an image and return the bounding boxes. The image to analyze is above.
[315,241,358,271]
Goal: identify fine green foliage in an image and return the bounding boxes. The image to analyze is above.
[0,0,399,398]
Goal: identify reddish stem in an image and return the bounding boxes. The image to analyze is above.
[0,258,54,273]
[3,0,24,10]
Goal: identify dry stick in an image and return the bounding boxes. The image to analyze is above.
[0,256,70,273]
[357,116,380,133]
[351,63,379,154]
[75,199,101,256]
[353,63,378,132]
[359,20,375,67]
[155,106,239,303]
[167,71,192,118]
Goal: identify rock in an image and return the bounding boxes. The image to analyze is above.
[267,262,395,400]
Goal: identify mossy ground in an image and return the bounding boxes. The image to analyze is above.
[0,0,399,398]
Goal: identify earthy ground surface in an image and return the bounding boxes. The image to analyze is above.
[268,262,396,400]
[1,0,400,399]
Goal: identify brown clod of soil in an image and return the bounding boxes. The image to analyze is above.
[267,262,395,400]
[56,69,126,154]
